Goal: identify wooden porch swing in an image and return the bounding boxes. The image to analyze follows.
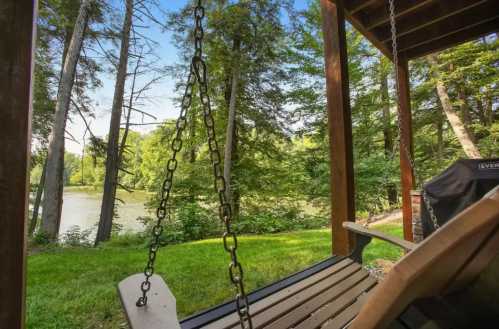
[1,1,499,329]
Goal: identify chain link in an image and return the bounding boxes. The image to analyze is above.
[191,1,252,327]
[389,0,439,231]
[136,1,253,328]
[422,190,440,229]
[136,66,195,307]
[389,0,416,177]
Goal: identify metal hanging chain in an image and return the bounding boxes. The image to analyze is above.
[388,0,439,230]
[191,1,253,328]
[136,66,196,307]
[136,1,253,328]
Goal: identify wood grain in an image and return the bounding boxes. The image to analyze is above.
[0,1,37,328]
[320,0,356,256]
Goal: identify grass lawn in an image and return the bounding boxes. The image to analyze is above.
[27,224,403,329]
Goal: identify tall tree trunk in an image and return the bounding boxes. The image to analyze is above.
[29,159,47,236]
[475,97,488,127]
[81,125,89,185]
[231,127,241,219]
[457,87,476,143]
[41,0,93,240]
[223,38,241,210]
[484,89,494,126]
[436,105,444,164]
[380,65,397,206]
[95,0,133,244]
[188,106,197,202]
[427,54,481,159]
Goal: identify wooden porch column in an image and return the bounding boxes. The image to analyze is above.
[320,0,355,256]
[0,1,38,328]
[397,57,415,242]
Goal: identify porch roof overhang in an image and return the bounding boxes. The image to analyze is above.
[334,0,499,60]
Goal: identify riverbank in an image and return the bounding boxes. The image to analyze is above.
[27,224,403,329]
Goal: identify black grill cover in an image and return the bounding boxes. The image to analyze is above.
[421,158,499,237]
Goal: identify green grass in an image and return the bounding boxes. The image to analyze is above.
[27,224,403,329]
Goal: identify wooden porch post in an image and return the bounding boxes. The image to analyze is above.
[320,0,355,256]
[397,57,415,242]
[0,0,38,327]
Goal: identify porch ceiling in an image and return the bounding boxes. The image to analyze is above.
[335,0,499,60]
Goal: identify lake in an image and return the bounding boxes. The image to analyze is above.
[59,188,152,237]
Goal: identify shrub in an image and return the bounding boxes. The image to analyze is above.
[176,202,219,241]
[234,205,328,234]
[135,201,220,244]
[31,231,52,246]
[61,225,93,247]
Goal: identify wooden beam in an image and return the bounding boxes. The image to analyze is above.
[403,18,499,59]
[320,0,356,256]
[343,222,416,251]
[331,0,393,59]
[347,0,379,15]
[0,0,37,328]
[377,0,489,43]
[396,57,414,242]
[395,3,499,53]
[364,0,435,31]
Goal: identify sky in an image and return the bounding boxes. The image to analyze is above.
[66,0,311,154]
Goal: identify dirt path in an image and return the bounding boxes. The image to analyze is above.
[357,209,402,227]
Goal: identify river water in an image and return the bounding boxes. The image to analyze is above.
[59,189,151,236]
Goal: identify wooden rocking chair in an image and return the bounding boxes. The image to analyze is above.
[120,186,499,329]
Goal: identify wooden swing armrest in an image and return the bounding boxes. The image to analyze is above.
[344,222,417,252]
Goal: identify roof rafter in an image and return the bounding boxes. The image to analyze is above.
[377,0,489,43]
[329,0,499,60]
[395,8,499,53]
[401,17,499,59]
[363,0,435,31]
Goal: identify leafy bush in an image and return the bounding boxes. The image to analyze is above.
[135,205,220,246]
[60,225,93,247]
[235,205,328,234]
[176,202,220,240]
[31,231,52,246]
[118,203,326,247]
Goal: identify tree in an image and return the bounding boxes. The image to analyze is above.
[379,57,397,206]
[167,0,294,218]
[95,0,134,244]
[29,16,57,235]
[223,36,241,208]
[96,0,166,243]
[427,54,482,159]
[41,0,94,240]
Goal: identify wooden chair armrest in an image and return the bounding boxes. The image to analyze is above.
[343,222,417,252]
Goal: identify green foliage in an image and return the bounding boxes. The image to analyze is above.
[478,122,499,158]
[175,202,220,241]
[60,225,93,247]
[138,204,220,245]
[235,206,327,234]
[31,231,52,246]
[64,153,81,185]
